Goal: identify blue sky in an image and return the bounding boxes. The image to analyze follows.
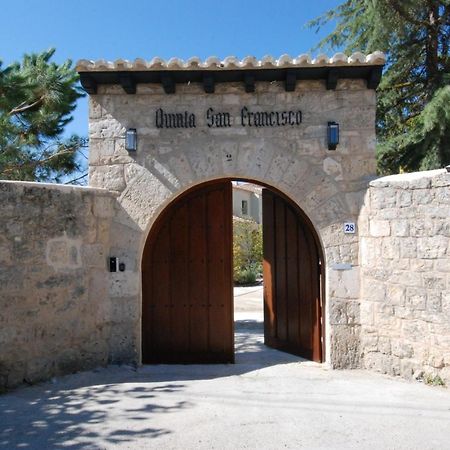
[0,0,341,139]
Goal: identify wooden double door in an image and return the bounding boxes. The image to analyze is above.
[142,180,323,364]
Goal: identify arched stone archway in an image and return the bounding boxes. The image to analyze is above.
[86,68,379,368]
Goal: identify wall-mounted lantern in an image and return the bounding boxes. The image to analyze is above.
[327,122,339,150]
[125,128,137,152]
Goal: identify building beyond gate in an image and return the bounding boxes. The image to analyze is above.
[1,52,449,389]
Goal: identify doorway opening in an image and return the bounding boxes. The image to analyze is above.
[141,179,324,365]
[232,182,265,363]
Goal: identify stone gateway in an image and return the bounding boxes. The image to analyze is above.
[1,52,449,390]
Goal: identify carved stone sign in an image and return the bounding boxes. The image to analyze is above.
[155,107,302,129]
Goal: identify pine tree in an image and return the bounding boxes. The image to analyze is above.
[309,0,450,174]
[0,49,86,182]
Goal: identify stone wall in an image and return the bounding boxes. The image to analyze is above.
[0,181,139,390]
[2,79,448,389]
[360,169,450,383]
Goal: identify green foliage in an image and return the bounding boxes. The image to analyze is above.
[233,218,263,285]
[309,1,450,174]
[423,373,446,386]
[0,48,86,182]
[234,265,259,285]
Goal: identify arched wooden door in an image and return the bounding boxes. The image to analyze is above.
[142,181,234,363]
[262,189,323,362]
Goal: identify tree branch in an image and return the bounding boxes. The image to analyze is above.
[390,1,428,27]
[2,149,77,174]
[9,96,44,115]
[64,172,88,185]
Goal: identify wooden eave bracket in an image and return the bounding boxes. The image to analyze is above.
[367,67,382,89]
[285,72,296,92]
[244,73,255,93]
[326,69,339,90]
[203,73,215,93]
[119,73,136,94]
[79,74,98,94]
[161,74,176,94]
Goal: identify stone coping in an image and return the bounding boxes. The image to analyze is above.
[370,169,449,187]
[76,52,386,72]
[0,180,117,195]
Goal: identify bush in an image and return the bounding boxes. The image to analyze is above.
[234,264,260,285]
[233,218,262,285]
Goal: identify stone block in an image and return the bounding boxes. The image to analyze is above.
[434,258,450,272]
[360,301,375,326]
[442,291,450,316]
[410,219,435,237]
[107,323,138,364]
[46,236,82,270]
[323,157,343,181]
[370,188,396,209]
[402,320,429,342]
[423,275,446,290]
[381,237,399,259]
[387,284,405,306]
[363,352,400,376]
[378,336,392,354]
[109,271,139,297]
[358,214,370,236]
[0,239,12,266]
[434,186,450,204]
[82,244,106,268]
[427,292,442,313]
[89,165,126,192]
[374,304,401,331]
[406,287,427,310]
[369,219,390,237]
[361,278,386,302]
[394,306,416,320]
[417,236,448,259]
[412,189,433,205]
[329,299,347,325]
[391,220,409,237]
[339,243,359,265]
[410,258,433,272]
[89,118,125,139]
[346,300,361,325]
[360,237,382,266]
[89,138,115,165]
[329,267,360,299]
[93,196,115,218]
[361,334,378,352]
[396,190,412,207]
[330,325,361,369]
[389,270,422,287]
[110,296,140,323]
[392,341,414,358]
[399,359,418,379]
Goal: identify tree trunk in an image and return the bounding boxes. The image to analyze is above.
[425,0,440,93]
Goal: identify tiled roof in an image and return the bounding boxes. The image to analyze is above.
[76,52,385,72]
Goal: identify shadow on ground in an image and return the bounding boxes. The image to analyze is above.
[0,381,188,449]
[145,319,307,383]
[0,319,307,449]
